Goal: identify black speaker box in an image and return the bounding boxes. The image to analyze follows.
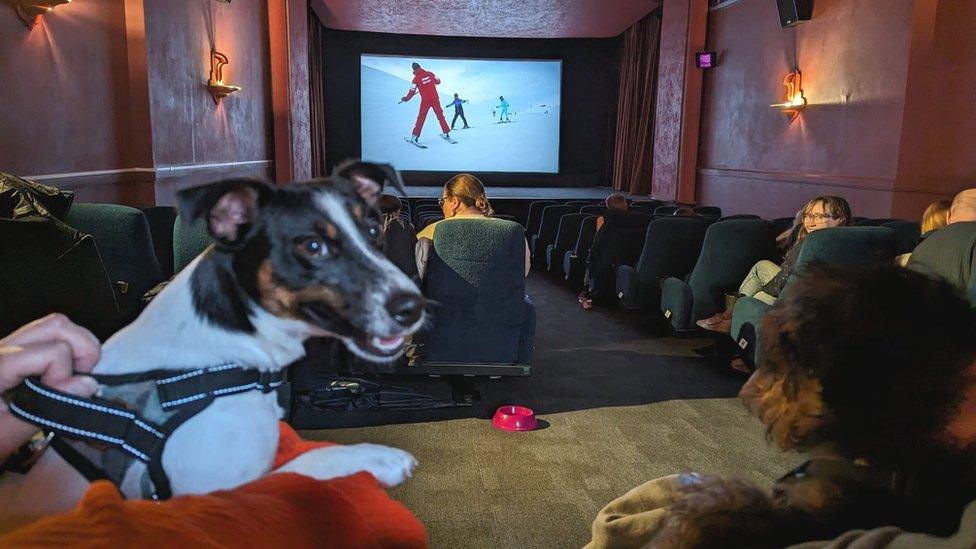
[776,0,813,27]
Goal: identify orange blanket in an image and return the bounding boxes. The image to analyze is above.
[0,423,427,548]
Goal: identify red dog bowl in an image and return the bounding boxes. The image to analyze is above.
[492,405,537,431]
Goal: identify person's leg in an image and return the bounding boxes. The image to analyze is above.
[412,102,432,138]
[432,102,450,134]
[451,111,459,129]
[461,112,469,128]
[738,260,781,297]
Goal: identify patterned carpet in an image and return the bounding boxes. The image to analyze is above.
[301,273,801,548]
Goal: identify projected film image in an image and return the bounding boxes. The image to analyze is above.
[361,54,561,173]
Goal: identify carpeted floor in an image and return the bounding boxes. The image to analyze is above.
[300,273,802,548]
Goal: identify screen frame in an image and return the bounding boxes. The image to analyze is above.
[359,52,565,175]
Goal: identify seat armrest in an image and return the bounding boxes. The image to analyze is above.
[659,277,693,329]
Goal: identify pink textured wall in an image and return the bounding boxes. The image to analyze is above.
[144,0,273,169]
[696,0,915,219]
[892,1,976,218]
[0,1,130,176]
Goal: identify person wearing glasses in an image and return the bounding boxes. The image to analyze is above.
[414,173,529,279]
[697,195,853,332]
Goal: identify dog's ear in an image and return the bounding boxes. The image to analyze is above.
[177,179,272,247]
[332,159,406,203]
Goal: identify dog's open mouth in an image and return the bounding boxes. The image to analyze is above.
[300,303,410,363]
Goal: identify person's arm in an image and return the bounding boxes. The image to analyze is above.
[0,314,100,462]
[400,84,418,103]
[415,238,432,280]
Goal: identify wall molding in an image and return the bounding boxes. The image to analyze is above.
[25,160,274,185]
[697,167,903,192]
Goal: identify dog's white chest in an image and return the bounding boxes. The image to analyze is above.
[153,390,282,497]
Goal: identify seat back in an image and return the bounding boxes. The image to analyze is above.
[636,217,711,285]
[534,205,575,256]
[782,226,896,296]
[525,200,558,237]
[654,205,680,216]
[424,218,530,364]
[770,216,797,237]
[580,205,606,216]
[718,214,761,222]
[549,213,589,274]
[588,211,654,299]
[857,218,900,227]
[173,215,214,273]
[413,205,441,226]
[563,201,591,211]
[630,200,663,210]
[64,204,164,316]
[686,219,774,320]
[140,206,178,278]
[693,206,722,218]
[881,221,920,255]
[0,217,121,339]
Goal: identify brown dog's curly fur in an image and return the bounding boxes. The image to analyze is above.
[650,264,976,547]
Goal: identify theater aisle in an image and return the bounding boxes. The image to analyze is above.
[301,273,801,548]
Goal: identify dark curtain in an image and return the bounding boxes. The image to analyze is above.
[612,11,662,195]
[309,12,327,178]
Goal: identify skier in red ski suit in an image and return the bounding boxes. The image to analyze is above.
[399,62,452,143]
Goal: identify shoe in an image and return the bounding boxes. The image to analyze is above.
[580,297,593,310]
[699,318,732,333]
[730,358,752,374]
[463,125,470,129]
[578,291,589,303]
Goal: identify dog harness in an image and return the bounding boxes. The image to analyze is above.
[6,364,288,500]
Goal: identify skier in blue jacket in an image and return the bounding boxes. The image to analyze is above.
[497,96,510,122]
[445,93,469,129]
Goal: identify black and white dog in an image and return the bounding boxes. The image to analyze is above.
[2,170,424,516]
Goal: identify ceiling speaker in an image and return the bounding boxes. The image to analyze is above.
[777,0,813,27]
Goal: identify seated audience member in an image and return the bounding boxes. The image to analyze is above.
[595,193,629,232]
[587,264,976,548]
[578,195,636,310]
[896,197,952,266]
[376,194,419,281]
[415,173,529,279]
[697,196,852,332]
[922,197,954,234]
[0,315,426,546]
[907,189,976,303]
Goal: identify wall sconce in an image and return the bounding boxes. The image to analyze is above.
[770,69,807,122]
[7,0,71,29]
[207,50,242,105]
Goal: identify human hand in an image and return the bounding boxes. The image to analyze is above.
[0,314,101,461]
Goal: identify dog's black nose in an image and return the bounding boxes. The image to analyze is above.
[386,292,423,327]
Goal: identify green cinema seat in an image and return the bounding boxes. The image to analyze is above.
[731,226,897,364]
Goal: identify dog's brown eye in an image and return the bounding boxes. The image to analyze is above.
[297,237,328,258]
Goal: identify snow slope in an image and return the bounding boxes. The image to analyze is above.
[360,63,560,173]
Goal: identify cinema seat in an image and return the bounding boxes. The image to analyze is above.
[731,226,896,364]
[421,218,533,375]
[525,200,558,241]
[587,211,654,301]
[141,206,178,278]
[659,219,772,330]
[616,216,709,311]
[563,215,599,287]
[546,213,589,276]
[693,206,722,218]
[173,215,214,273]
[717,214,761,222]
[530,204,574,260]
[882,220,921,255]
[580,205,606,216]
[654,205,680,216]
[65,204,164,319]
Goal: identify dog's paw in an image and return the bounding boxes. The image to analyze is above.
[275,443,418,487]
[342,443,418,487]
